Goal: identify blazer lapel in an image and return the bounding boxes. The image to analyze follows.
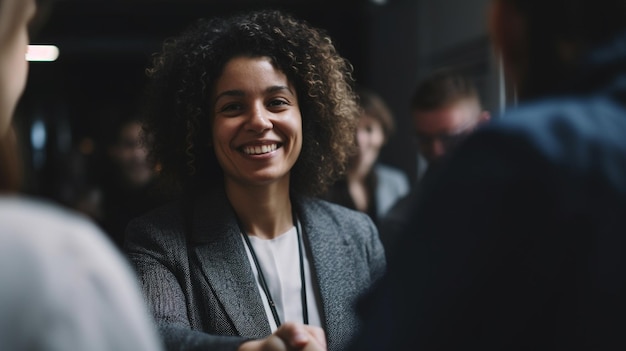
[189,189,271,338]
[296,199,356,341]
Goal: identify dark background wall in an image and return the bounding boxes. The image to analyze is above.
[18,0,501,203]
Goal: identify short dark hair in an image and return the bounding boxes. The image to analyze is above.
[410,68,480,111]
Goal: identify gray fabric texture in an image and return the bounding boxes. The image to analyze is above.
[124,187,386,351]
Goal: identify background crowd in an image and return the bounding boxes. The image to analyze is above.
[2,0,626,350]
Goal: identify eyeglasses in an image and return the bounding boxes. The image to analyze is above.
[415,125,475,152]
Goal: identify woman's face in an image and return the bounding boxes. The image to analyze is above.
[355,113,385,172]
[211,56,302,188]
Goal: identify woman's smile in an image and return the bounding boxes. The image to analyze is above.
[240,142,281,156]
[212,55,302,186]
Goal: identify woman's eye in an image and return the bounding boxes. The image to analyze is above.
[268,99,288,107]
[220,103,242,113]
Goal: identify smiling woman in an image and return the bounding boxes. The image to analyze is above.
[123,9,386,351]
[212,56,302,190]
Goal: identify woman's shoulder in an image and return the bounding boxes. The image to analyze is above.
[299,196,376,227]
[0,195,163,351]
[374,162,406,175]
[0,195,134,281]
[124,199,188,246]
[0,196,100,235]
[301,195,358,212]
[375,163,410,184]
[298,197,385,266]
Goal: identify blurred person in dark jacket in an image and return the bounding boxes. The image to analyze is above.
[349,0,626,349]
[378,69,490,254]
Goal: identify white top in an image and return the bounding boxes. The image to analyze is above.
[242,225,322,331]
[0,196,163,351]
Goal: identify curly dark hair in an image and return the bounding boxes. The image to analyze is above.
[140,8,358,197]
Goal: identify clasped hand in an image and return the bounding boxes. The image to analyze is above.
[238,322,327,351]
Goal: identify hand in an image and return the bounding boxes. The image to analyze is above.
[238,322,327,351]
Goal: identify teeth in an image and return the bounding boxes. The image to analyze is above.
[243,144,278,155]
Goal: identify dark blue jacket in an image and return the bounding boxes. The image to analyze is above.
[350,32,626,350]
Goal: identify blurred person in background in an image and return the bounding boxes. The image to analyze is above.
[99,116,164,248]
[411,67,491,183]
[0,0,163,350]
[322,87,410,227]
[349,0,626,349]
[378,68,490,253]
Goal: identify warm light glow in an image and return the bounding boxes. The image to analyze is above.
[26,45,59,62]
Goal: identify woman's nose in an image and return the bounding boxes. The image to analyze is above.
[246,103,273,133]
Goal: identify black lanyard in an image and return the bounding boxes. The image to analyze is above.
[237,208,308,327]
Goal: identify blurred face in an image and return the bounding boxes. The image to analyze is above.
[413,98,485,164]
[109,121,154,188]
[0,0,36,136]
[211,56,302,189]
[355,113,385,173]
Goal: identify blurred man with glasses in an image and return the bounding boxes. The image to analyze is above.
[377,68,490,253]
[411,68,491,183]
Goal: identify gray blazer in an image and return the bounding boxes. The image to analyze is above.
[124,187,386,351]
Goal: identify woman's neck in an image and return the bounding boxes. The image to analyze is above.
[348,158,375,181]
[225,180,293,240]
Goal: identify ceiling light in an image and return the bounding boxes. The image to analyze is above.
[26,45,59,62]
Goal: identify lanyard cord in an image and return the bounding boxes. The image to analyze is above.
[296,217,308,325]
[238,207,308,327]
